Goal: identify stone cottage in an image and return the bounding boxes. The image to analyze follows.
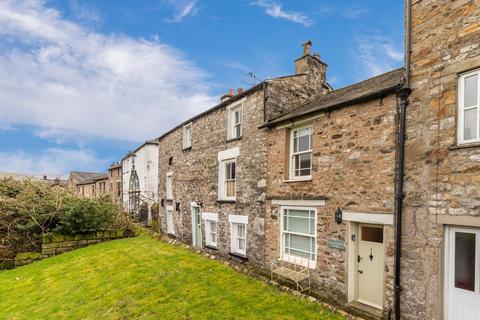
[156,44,329,268]
[262,68,404,318]
[108,162,123,206]
[122,140,159,224]
[400,1,480,319]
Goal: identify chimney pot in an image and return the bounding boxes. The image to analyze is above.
[229,88,235,96]
[237,88,244,94]
[43,175,47,180]
[302,40,312,56]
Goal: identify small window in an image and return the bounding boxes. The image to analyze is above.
[219,159,236,200]
[205,220,218,247]
[183,123,192,149]
[231,222,246,256]
[166,172,173,200]
[168,156,173,165]
[290,126,313,179]
[361,226,384,243]
[458,69,480,144]
[167,206,175,235]
[228,103,243,140]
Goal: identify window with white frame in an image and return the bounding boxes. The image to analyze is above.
[227,103,243,140]
[281,207,316,268]
[183,123,192,149]
[290,126,313,179]
[202,213,218,248]
[166,206,175,235]
[166,172,173,200]
[229,215,247,256]
[218,147,239,201]
[459,69,480,144]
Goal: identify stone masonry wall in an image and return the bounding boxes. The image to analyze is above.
[265,94,398,314]
[402,1,480,319]
[157,56,327,268]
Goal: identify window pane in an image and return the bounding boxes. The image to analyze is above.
[293,136,298,153]
[287,216,309,234]
[235,124,241,137]
[289,234,310,252]
[238,238,245,250]
[464,108,478,140]
[298,134,311,152]
[454,232,476,291]
[299,153,311,169]
[226,181,235,197]
[238,224,245,237]
[361,226,384,243]
[465,75,478,108]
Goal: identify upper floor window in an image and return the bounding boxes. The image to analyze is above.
[183,122,192,149]
[217,147,239,201]
[290,126,313,179]
[459,69,480,144]
[166,172,173,200]
[227,102,243,140]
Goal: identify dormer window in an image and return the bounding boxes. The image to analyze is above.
[183,122,192,149]
[458,69,480,144]
[227,102,243,140]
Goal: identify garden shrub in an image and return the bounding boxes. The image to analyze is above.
[0,178,129,268]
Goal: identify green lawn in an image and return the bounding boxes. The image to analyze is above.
[0,236,344,320]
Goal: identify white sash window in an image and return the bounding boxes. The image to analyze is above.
[458,70,480,144]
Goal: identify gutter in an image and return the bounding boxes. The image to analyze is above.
[393,0,412,319]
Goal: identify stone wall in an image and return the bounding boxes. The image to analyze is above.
[157,53,327,268]
[265,93,398,315]
[40,229,133,259]
[402,1,480,319]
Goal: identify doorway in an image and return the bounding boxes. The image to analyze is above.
[191,203,202,247]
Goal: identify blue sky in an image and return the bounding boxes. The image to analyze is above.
[0,0,404,177]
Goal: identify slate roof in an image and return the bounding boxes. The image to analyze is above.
[69,171,107,185]
[265,68,405,127]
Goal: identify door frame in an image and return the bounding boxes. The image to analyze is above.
[444,225,480,319]
[190,202,202,247]
[345,211,393,309]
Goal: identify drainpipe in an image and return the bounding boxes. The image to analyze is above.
[393,0,412,319]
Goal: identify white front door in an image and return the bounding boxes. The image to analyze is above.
[356,224,384,309]
[446,227,480,320]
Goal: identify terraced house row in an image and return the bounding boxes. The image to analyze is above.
[67,1,478,319]
[152,1,480,319]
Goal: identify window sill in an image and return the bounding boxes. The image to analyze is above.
[182,146,192,151]
[217,199,236,204]
[229,252,248,261]
[205,244,218,251]
[449,141,480,150]
[226,136,242,143]
[282,177,313,183]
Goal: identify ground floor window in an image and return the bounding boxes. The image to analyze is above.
[202,212,218,248]
[228,214,248,256]
[281,207,316,267]
[167,206,175,235]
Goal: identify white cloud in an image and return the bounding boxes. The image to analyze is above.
[251,0,312,27]
[68,0,103,25]
[164,0,198,23]
[343,6,370,19]
[355,35,404,78]
[0,148,107,177]
[0,0,216,143]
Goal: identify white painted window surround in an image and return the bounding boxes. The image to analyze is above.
[218,147,240,201]
[166,172,173,200]
[227,99,244,140]
[229,214,248,256]
[183,122,192,149]
[458,69,480,144]
[202,212,218,248]
[290,125,313,180]
[342,211,394,225]
[272,199,325,207]
[166,205,175,235]
[280,206,317,269]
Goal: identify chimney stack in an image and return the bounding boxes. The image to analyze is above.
[294,40,327,81]
[220,88,236,102]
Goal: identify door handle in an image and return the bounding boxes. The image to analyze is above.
[358,270,363,274]
[357,255,362,263]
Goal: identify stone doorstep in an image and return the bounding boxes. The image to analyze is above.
[140,227,364,320]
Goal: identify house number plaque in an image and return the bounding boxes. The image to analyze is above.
[327,239,345,251]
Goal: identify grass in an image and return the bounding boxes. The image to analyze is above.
[0,236,344,320]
